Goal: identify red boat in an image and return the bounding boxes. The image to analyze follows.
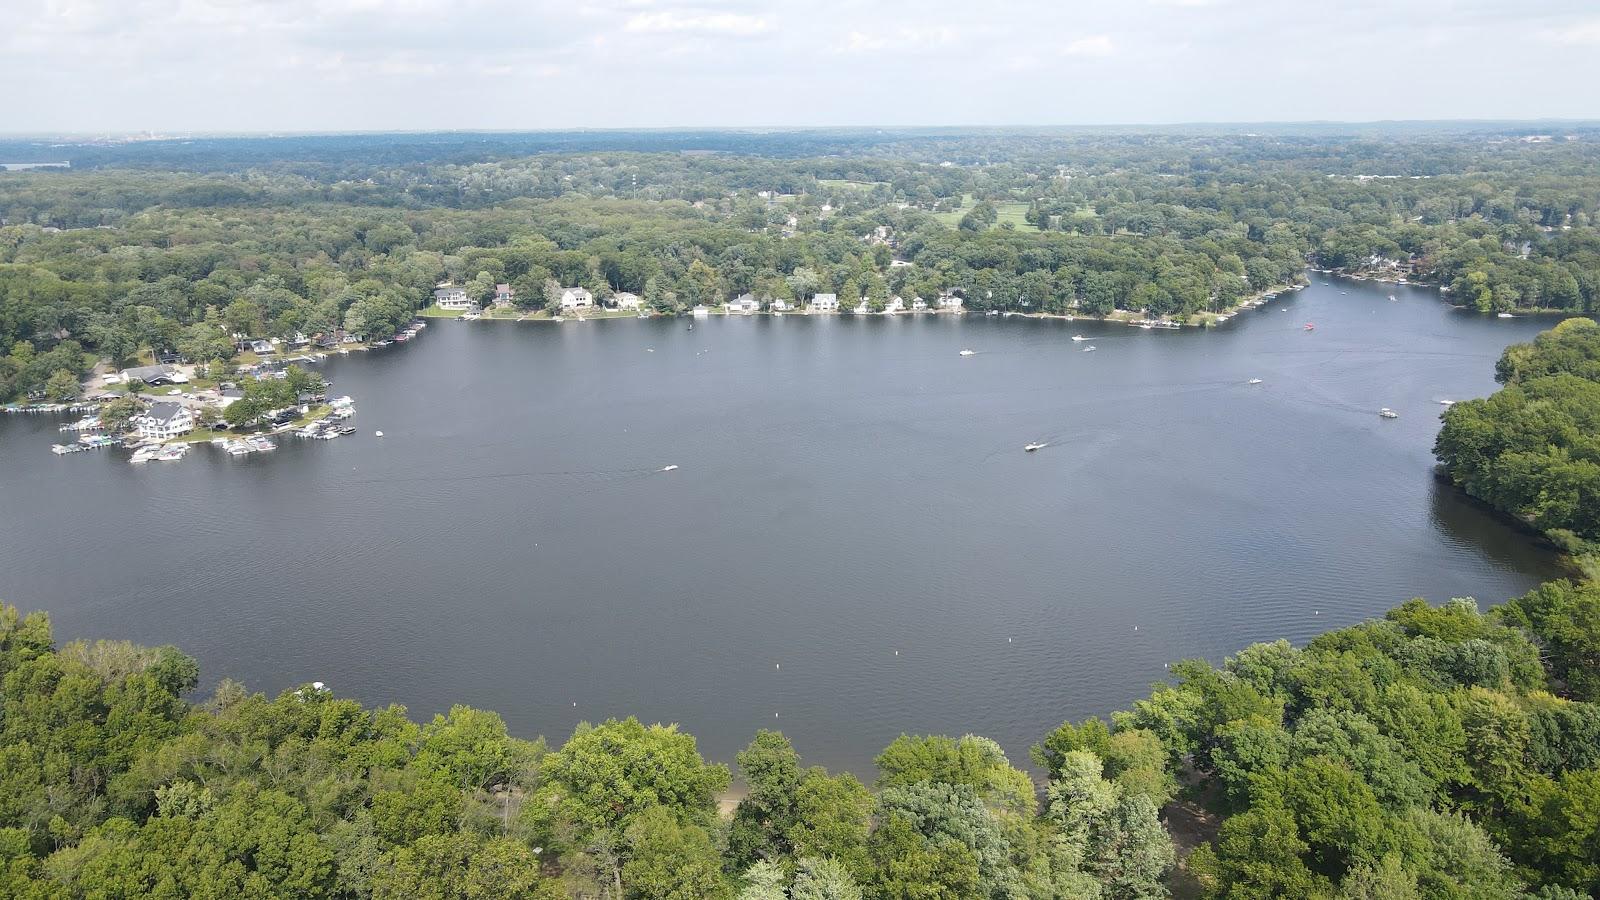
[1303,322,1316,331]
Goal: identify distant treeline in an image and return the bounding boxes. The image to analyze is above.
[5,131,1600,401]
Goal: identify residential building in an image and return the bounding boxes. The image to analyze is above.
[884,296,905,313]
[559,287,594,310]
[493,284,516,307]
[938,293,965,311]
[727,293,759,314]
[770,298,794,312]
[610,291,642,310]
[433,284,476,310]
[810,293,839,312]
[217,389,245,408]
[248,339,275,354]
[691,305,710,317]
[853,299,870,315]
[134,402,194,441]
[911,296,929,311]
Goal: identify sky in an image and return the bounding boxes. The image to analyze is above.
[7,0,1600,133]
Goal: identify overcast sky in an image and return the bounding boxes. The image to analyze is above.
[7,0,1600,133]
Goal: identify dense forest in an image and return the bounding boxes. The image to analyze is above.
[5,127,1600,401]
[3,575,1599,899]
[1435,318,1600,570]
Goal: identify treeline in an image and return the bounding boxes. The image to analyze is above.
[3,576,1600,899]
[1435,318,1600,563]
[6,133,1600,401]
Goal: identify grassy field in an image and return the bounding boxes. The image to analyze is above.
[932,195,1037,230]
[817,178,888,191]
[420,305,465,318]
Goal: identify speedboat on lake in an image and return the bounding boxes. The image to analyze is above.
[1379,408,1399,419]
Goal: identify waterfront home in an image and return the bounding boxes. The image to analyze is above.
[771,298,794,312]
[493,284,516,307]
[938,293,964,311]
[911,297,929,311]
[691,305,710,317]
[248,339,275,354]
[853,299,870,315]
[433,284,477,311]
[727,293,759,315]
[133,402,194,441]
[559,287,594,310]
[120,364,187,386]
[217,388,245,408]
[884,296,905,313]
[609,291,642,310]
[810,293,839,312]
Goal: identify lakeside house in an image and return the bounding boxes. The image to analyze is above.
[559,287,594,310]
[938,293,964,311]
[691,305,710,317]
[217,389,245,409]
[884,296,905,313]
[492,284,516,308]
[853,299,870,315]
[911,296,928,311]
[810,293,839,312]
[609,291,642,310]
[248,339,275,354]
[119,364,187,386]
[727,293,759,315]
[771,298,794,312]
[133,402,194,441]
[433,284,477,311]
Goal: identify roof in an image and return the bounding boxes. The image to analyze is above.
[120,364,174,381]
[813,293,838,301]
[146,402,187,425]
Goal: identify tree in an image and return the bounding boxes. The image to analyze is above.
[792,856,862,900]
[43,369,80,402]
[737,860,788,900]
[1499,580,1600,701]
[622,807,730,900]
[728,731,802,868]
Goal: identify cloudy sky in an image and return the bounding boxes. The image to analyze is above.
[7,0,1600,133]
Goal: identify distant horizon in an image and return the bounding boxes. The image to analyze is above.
[5,118,1600,143]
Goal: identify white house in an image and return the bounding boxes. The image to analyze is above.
[853,299,871,315]
[134,402,194,441]
[911,296,929,311]
[810,293,839,312]
[610,292,642,310]
[938,293,964,311]
[433,284,476,310]
[120,364,187,386]
[771,298,794,312]
[727,293,759,315]
[559,287,594,310]
[492,284,516,307]
[691,305,710,317]
[216,389,245,409]
[884,296,905,314]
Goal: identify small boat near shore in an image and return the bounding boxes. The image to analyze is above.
[1024,442,1047,452]
[958,349,976,357]
[1379,408,1399,419]
[1497,312,1515,319]
[1082,345,1096,352]
[1248,378,1263,385]
[1071,335,1087,342]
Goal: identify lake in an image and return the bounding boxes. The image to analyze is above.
[0,277,1573,776]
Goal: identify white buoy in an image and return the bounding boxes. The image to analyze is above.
[774,663,780,670]
[894,650,899,656]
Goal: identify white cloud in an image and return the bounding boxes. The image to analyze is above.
[1064,35,1115,57]
[624,10,770,36]
[1542,19,1600,45]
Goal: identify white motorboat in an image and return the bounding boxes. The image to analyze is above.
[1024,442,1046,452]
[1379,408,1399,419]
[959,349,976,357]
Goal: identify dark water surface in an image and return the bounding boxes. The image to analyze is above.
[0,277,1572,774]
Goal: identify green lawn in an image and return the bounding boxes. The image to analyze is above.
[932,195,1037,230]
[420,305,466,318]
[817,178,888,191]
